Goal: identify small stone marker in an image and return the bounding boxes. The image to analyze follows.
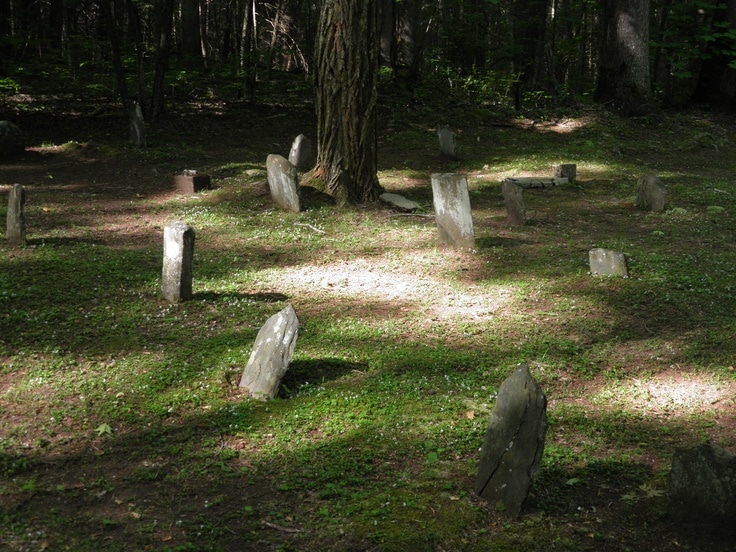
[0,121,23,158]
[636,174,667,211]
[430,173,474,249]
[502,180,526,226]
[669,444,736,532]
[239,304,300,400]
[288,134,312,171]
[266,154,300,212]
[554,164,577,182]
[6,184,26,246]
[379,192,419,213]
[162,220,195,303]
[174,170,211,193]
[438,125,457,159]
[128,102,146,147]
[589,248,628,277]
[476,364,547,519]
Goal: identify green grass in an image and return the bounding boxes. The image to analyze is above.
[1,95,736,550]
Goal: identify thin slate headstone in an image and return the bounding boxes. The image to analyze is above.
[589,248,629,277]
[174,170,211,193]
[430,173,474,249]
[288,134,312,171]
[266,154,300,212]
[0,121,23,158]
[239,304,300,400]
[669,444,736,533]
[476,365,548,519]
[379,192,419,213]
[438,125,457,159]
[6,184,26,247]
[636,174,667,211]
[162,220,195,303]
[554,164,577,183]
[502,180,526,226]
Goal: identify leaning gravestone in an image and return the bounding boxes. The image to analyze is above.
[589,248,628,277]
[288,134,312,171]
[636,174,667,211]
[266,154,300,212]
[430,173,474,249]
[0,121,23,158]
[162,220,195,303]
[669,444,736,532]
[6,184,26,246]
[476,364,547,519]
[502,180,526,226]
[438,125,457,160]
[239,304,300,400]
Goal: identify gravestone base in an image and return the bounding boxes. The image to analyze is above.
[174,171,212,193]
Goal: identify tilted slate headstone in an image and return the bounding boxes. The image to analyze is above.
[162,220,195,303]
[502,180,526,226]
[430,173,474,249]
[669,444,736,531]
[0,121,23,158]
[589,248,629,277]
[288,134,312,171]
[476,364,547,519]
[239,304,300,400]
[6,184,26,247]
[266,154,300,212]
[438,125,457,160]
[379,192,419,213]
[636,174,667,211]
[554,164,577,183]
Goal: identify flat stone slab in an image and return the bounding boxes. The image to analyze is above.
[503,177,569,189]
[379,193,419,212]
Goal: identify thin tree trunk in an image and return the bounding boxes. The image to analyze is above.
[150,0,174,118]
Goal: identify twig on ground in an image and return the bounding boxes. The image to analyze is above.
[262,520,302,533]
[295,223,326,234]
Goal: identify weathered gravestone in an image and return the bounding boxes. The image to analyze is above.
[476,364,547,519]
[6,184,26,246]
[174,170,211,193]
[162,220,195,303]
[502,180,526,226]
[554,164,577,183]
[266,154,300,212]
[636,174,667,211]
[589,248,628,277]
[430,173,474,249]
[288,134,312,171]
[669,444,736,533]
[0,121,23,158]
[379,192,419,213]
[239,304,300,400]
[438,125,457,160]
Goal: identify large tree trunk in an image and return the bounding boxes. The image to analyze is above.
[313,0,382,206]
[594,0,653,115]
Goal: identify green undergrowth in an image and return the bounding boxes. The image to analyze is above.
[1,100,736,551]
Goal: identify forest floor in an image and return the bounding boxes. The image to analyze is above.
[1,84,736,551]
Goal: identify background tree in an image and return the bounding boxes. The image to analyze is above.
[312,0,382,205]
[594,0,653,115]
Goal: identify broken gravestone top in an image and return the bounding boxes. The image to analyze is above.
[379,193,419,212]
[239,304,300,400]
[475,364,547,519]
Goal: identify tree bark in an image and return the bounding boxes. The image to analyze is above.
[594,0,653,115]
[313,0,382,206]
[150,0,174,118]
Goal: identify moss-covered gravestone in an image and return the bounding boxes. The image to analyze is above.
[476,365,547,519]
